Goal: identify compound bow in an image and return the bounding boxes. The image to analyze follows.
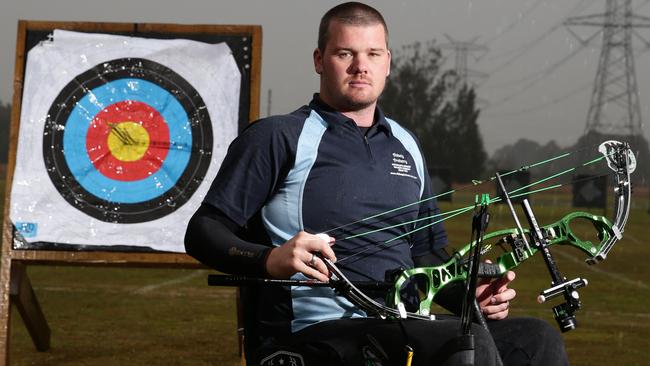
[209,140,636,330]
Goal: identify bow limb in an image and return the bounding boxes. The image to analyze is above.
[587,140,634,263]
[322,257,432,320]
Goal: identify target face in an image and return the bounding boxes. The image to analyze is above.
[43,58,213,223]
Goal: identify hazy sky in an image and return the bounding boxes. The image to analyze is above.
[1,0,649,154]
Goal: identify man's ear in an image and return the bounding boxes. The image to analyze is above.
[313,48,323,74]
[386,49,392,77]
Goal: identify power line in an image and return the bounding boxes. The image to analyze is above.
[482,0,650,111]
[483,31,599,110]
[480,0,593,73]
[482,0,546,46]
[485,46,650,119]
[484,80,593,118]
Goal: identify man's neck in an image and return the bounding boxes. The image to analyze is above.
[315,94,377,127]
[340,105,376,127]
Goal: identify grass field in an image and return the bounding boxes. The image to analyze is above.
[1,180,649,365]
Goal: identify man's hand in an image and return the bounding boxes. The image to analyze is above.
[265,231,336,282]
[476,260,517,320]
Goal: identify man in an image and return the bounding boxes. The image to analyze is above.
[185,2,568,365]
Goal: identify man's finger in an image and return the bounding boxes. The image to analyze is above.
[310,234,337,262]
[485,308,509,320]
[490,288,516,304]
[297,261,330,282]
[488,270,516,294]
[309,255,330,277]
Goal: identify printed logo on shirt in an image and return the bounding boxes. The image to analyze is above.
[260,350,304,366]
[389,153,418,180]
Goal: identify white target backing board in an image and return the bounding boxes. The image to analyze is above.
[8,25,253,253]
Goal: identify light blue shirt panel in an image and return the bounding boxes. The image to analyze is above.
[259,110,366,332]
[290,273,366,332]
[261,110,327,245]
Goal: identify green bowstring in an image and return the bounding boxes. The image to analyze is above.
[340,205,476,242]
[334,153,609,244]
[334,182,566,264]
[332,151,613,264]
[323,146,603,236]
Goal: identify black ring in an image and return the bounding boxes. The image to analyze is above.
[43,57,213,223]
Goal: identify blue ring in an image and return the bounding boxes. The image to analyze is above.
[63,78,192,203]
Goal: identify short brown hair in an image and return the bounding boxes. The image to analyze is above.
[318,2,389,52]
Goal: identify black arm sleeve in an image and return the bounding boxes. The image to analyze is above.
[184,203,272,277]
[412,248,464,316]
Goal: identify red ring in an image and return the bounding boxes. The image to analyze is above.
[86,100,170,181]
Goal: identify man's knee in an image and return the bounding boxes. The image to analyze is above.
[525,318,568,365]
[513,317,566,353]
[490,317,568,366]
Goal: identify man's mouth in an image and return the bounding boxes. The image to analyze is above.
[349,79,370,87]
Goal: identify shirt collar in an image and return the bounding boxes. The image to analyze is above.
[309,94,392,135]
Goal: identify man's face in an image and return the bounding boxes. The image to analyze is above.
[314,21,391,112]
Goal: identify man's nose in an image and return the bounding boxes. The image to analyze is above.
[349,55,369,74]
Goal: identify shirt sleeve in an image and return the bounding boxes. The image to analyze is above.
[184,117,298,275]
[203,118,297,226]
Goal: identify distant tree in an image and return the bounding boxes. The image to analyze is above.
[488,133,648,186]
[380,42,487,182]
[488,138,566,179]
[0,102,10,164]
[380,42,442,139]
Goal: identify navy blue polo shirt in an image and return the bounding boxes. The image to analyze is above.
[204,95,447,333]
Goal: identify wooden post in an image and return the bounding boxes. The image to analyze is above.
[0,231,15,366]
[0,257,52,366]
[8,262,50,352]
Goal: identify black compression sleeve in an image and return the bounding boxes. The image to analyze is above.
[184,203,272,277]
[412,248,464,315]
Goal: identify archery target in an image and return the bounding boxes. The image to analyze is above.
[43,58,213,223]
[10,29,241,252]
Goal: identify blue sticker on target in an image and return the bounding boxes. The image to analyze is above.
[15,222,38,238]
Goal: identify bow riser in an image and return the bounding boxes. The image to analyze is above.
[389,212,617,315]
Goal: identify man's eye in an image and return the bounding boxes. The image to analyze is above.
[337,52,352,58]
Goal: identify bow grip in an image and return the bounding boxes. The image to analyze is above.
[478,262,502,278]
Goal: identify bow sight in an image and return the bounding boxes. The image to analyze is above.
[509,182,586,332]
[494,167,585,332]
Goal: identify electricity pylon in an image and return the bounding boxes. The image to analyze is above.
[565,0,650,137]
[438,34,489,109]
[439,34,489,87]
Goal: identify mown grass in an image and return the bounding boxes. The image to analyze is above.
[2,183,649,365]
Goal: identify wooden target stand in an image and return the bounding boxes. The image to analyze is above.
[0,20,261,365]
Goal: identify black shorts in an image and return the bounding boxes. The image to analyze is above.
[249,316,567,366]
